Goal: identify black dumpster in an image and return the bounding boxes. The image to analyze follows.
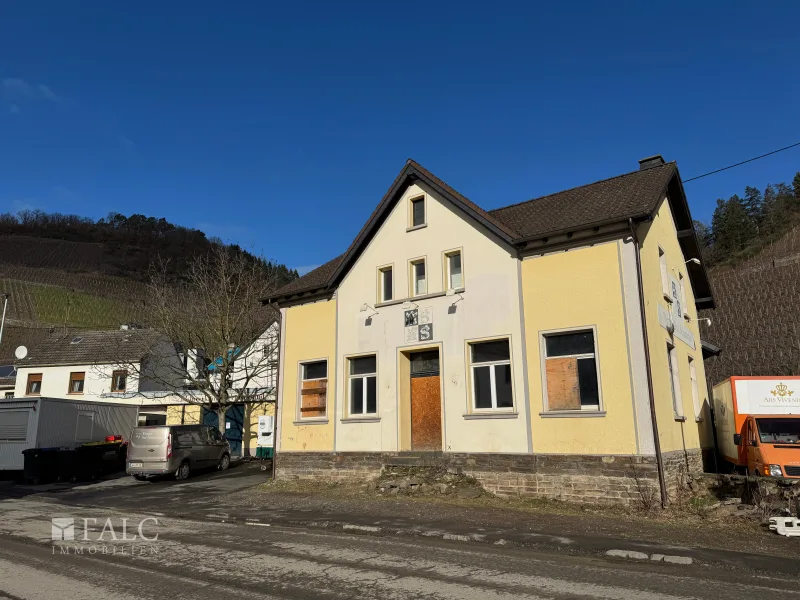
[22,448,62,484]
[74,442,125,480]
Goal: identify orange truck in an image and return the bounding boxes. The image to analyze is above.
[713,376,800,478]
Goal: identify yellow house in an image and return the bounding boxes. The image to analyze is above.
[264,155,715,505]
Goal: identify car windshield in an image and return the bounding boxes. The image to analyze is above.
[757,418,800,444]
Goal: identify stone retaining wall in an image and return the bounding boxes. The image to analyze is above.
[276,450,705,505]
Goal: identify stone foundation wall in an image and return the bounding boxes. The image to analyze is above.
[277,451,699,505]
[662,448,703,498]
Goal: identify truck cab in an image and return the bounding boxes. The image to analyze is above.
[735,415,800,478]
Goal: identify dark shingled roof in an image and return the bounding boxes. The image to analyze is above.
[265,159,700,303]
[16,329,168,368]
[266,255,344,299]
[489,162,676,240]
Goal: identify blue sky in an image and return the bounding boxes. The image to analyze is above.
[2,1,799,274]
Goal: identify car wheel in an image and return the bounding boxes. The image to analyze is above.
[175,461,190,480]
[218,454,230,471]
[133,475,148,482]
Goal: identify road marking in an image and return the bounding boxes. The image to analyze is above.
[247,522,272,528]
[343,524,382,532]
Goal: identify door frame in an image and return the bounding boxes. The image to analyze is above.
[397,342,445,452]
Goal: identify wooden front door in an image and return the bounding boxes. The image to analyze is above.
[410,350,442,451]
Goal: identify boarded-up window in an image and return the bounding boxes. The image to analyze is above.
[300,360,328,419]
[0,410,29,441]
[544,330,600,411]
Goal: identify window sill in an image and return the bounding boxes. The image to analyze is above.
[663,293,673,303]
[695,416,704,423]
[341,417,381,423]
[539,411,607,418]
[406,224,427,233]
[462,412,518,420]
[674,415,687,422]
[375,288,465,309]
[683,314,691,322]
[293,419,329,426]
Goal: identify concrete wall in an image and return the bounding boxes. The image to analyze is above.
[521,239,644,455]
[278,299,337,452]
[333,181,528,453]
[638,197,709,455]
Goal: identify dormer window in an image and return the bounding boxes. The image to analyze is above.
[409,196,426,229]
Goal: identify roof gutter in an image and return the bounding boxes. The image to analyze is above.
[628,217,668,508]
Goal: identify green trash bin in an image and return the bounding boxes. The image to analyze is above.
[255,446,273,459]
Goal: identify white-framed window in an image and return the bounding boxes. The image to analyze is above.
[299,360,328,419]
[444,249,463,290]
[378,265,393,302]
[410,258,427,296]
[659,247,670,300]
[348,355,377,416]
[667,343,684,418]
[469,339,513,410]
[688,355,701,419]
[542,329,601,412]
[410,195,426,228]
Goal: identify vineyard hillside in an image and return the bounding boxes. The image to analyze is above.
[0,212,298,363]
[700,224,800,385]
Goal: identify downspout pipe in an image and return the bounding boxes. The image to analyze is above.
[628,218,669,508]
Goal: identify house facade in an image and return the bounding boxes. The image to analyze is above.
[164,321,279,456]
[265,156,715,504]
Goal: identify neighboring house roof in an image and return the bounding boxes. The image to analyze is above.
[15,329,167,368]
[0,365,15,388]
[264,157,714,308]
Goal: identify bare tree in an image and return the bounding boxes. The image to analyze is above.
[105,245,282,430]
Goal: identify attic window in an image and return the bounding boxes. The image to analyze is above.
[70,337,84,345]
[409,196,426,228]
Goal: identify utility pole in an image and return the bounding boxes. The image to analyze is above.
[0,293,9,347]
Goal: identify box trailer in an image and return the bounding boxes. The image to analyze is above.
[0,397,138,471]
[713,377,800,478]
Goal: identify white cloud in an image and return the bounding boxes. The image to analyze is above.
[2,77,61,102]
[12,199,38,213]
[38,84,60,102]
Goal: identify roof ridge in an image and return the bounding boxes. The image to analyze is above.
[488,162,677,214]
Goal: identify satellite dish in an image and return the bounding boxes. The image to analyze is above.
[14,346,28,360]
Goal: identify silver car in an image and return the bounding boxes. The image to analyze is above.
[127,425,231,480]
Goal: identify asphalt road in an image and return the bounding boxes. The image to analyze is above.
[2,481,800,599]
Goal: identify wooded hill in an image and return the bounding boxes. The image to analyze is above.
[0,211,298,362]
[697,169,800,384]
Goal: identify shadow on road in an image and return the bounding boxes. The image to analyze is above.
[0,459,270,505]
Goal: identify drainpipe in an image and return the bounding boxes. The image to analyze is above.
[628,218,668,508]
